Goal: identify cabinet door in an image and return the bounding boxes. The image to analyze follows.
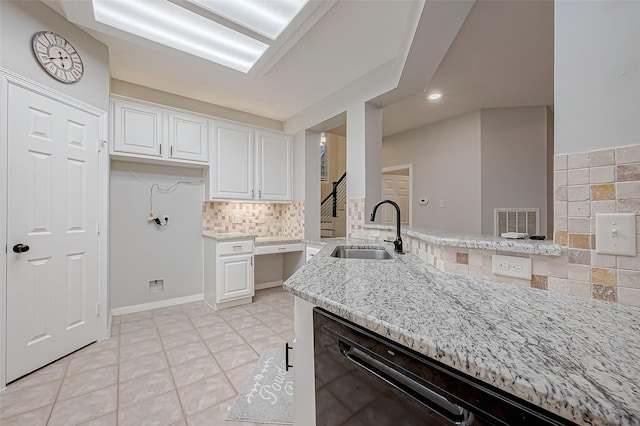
[216,254,254,303]
[168,112,208,162]
[112,99,164,157]
[210,121,254,200]
[256,131,292,201]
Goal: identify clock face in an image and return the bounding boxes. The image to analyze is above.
[32,31,84,84]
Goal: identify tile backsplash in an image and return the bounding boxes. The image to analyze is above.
[347,143,640,307]
[203,201,304,238]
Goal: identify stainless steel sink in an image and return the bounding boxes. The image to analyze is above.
[330,245,393,260]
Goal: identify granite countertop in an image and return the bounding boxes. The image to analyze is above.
[283,238,640,425]
[365,224,562,256]
[201,232,255,241]
[254,236,303,246]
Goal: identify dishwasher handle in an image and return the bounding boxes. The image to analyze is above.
[339,341,471,425]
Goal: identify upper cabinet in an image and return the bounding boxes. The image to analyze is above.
[111,96,208,164]
[210,121,254,200]
[209,122,292,202]
[112,98,164,157]
[255,130,292,201]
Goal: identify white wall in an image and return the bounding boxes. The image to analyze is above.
[555,1,640,154]
[0,1,110,112]
[382,111,482,232]
[480,107,550,235]
[111,80,282,131]
[304,131,321,240]
[109,162,205,309]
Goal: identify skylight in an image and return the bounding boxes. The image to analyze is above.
[92,0,270,73]
[185,0,309,40]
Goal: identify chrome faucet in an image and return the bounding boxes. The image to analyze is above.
[370,200,403,253]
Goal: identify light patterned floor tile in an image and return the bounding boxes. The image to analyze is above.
[213,343,259,371]
[66,349,118,377]
[118,369,175,409]
[157,319,194,337]
[170,355,222,389]
[166,342,210,367]
[3,358,68,392]
[119,338,163,362]
[218,307,252,321]
[177,374,236,416]
[190,314,225,329]
[118,390,183,426]
[204,332,246,354]
[119,351,168,382]
[225,362,257,393]
[161,330,202,351]
[118,311,153,324]
[248,334,287,356]
[195,322,235,340]
[48,385,117,426]
[0,404,51,426]
[227,315,262,331]
[0,379,60,419]
[57,365,118,402]
[79,411,117,426]
[72,338,120,358]
[120,327,159,346]
[236,324,276,342]
[120,319,156,334]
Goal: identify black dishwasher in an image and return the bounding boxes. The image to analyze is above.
[313,308,575,426]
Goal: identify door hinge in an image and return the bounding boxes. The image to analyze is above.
[97,222,101,234]
[98,139,107,153]
[170,146,173,156]
[96,303,101,316]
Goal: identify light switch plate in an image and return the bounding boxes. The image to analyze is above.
[491,255,532,280]
[595,213,636,256]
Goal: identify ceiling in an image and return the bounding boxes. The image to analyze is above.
[43,0,553,137]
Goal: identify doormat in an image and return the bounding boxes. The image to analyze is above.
[227,347,294,424]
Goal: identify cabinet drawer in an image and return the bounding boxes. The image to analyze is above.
[255,243,303,255]
[218,240,254,256]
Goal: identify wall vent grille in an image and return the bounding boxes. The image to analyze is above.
[494,208,539,236]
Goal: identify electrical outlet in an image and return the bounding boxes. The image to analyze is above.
[419,198,429,205]
[149,279,164,293]
[491,255,531,279]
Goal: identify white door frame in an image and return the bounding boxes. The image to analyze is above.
[0,68,109,390]
[382,163,413,227]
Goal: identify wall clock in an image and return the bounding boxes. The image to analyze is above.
[32,31,84,84]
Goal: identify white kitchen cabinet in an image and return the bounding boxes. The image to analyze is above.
[112,98,164,157]
[209,123,292,201]
[111,96,208,165]
[168,111,208,162]
[293,296,317,426]
[255,131,292,201]
[204,238,254,310]
[209,121,254,200]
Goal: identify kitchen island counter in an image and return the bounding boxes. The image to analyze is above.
[283,238,640,425]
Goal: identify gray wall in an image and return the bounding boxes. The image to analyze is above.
[480,107,550,235]
[555,1,640,154]
[109,162,205,309]
[382,111,482,233]
[0,1,110,112]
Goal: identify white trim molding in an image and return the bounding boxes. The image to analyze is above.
[111,294,204,316]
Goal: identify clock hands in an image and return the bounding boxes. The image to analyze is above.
[49,52,69,67]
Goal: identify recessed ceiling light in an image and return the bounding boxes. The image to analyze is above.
[92,0,269,73]
[186,0,309,40]
[427,92,442,101]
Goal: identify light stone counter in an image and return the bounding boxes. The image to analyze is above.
[365,224,562,256]
[283,238,640,425]
[201,232,255,241]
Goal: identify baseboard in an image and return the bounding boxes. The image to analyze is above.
[111,294,204,316]
[255,280,283,291]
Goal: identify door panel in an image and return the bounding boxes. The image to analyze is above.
[381,174,410,226]
[6,84,99,383]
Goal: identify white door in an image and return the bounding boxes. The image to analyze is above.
[168,111,208,162]
[6,84,99,383]
[210,121,254,200]
[255,131,292,201]
[216,254,254,303]
[382,174,410,226]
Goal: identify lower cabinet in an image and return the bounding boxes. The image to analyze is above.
[204,238,254,310]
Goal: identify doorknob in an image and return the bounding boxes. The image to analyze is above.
[12,244,30,253]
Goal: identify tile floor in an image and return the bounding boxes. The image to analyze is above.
[0,288,294,426]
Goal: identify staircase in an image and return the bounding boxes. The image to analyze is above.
[321,172,346,238]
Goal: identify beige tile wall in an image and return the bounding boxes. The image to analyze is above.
[202,201,304,238]
[347,144,640,308]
